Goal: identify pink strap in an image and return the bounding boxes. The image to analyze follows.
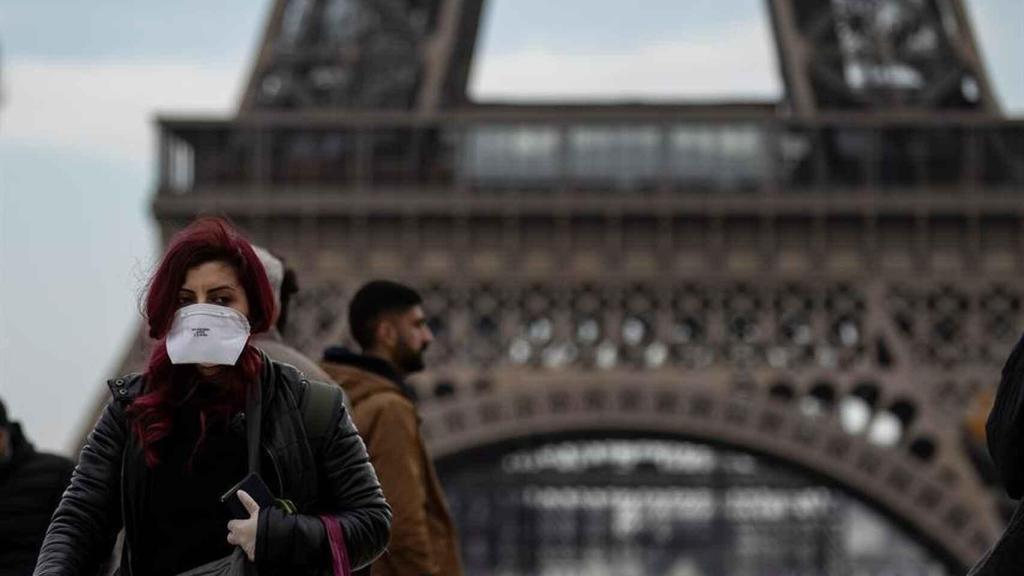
[320,514,351,576]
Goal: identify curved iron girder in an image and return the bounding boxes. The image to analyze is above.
[240,0,437,111]
[419,375,1001,571]
[767,0,1000,114]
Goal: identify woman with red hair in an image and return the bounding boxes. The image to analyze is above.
[34,217,390,576]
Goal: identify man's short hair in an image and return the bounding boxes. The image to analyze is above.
[0,397,8,427]
[349,280,423,350]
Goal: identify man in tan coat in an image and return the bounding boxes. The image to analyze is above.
[321,280,463,576]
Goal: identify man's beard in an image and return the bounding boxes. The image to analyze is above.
[395,338,428,374]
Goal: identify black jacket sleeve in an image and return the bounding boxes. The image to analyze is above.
[33,402,125,575]
[255,391,391,573]
[987,333,1024,499]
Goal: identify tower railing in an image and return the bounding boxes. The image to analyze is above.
[156,111,1024,198]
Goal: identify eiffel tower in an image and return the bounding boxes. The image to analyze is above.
[99,0,1023,573]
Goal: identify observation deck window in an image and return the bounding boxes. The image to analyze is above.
[463,125,562,185]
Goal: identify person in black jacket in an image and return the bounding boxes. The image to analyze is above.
[968,332,1024,574]
[0,398,74,576]
[33,217,391,576]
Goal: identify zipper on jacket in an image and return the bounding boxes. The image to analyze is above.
[120,444,133,576]
[263,444,284,496]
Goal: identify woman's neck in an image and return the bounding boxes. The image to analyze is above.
[196,364,226,379]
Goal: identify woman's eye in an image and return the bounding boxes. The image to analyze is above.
[213,296,231,305]
[177,297,194,306]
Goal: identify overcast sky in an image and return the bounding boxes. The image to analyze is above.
[0,0,1022,454]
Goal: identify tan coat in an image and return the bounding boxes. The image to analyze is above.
[321,360,463,576]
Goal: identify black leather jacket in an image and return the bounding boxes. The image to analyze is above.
[968,334,1024,574]
[0,422,74,576]
[33,355,391,575]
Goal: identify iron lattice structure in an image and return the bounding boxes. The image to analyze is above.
[90,0,1024,573]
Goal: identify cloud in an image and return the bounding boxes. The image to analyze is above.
[2,60,244,164]
[469,20,781,102]
[967,0,1024,113]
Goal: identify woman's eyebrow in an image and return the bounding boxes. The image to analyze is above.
[178,288,196,294]
[207,285,237,293]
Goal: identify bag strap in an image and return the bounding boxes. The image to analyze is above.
[300,379,343,457]
[246,380,261,474]
[320,514,352,576]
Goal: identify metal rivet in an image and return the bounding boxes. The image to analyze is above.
[118,389,128,396]
[115,378,125,386]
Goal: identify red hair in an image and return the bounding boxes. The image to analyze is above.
[128,217,276,467]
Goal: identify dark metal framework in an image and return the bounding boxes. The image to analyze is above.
[238,0,483,112]
[768,0,1000,115]
[87,0,1024,572]
[439,438,949,574]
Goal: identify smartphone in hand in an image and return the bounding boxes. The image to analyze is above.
[220,472,275,520]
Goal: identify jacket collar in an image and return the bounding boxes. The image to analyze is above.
[109,347,279,417]
[322,346,418,402]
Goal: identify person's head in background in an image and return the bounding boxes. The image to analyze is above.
[0,398,9,462]
[349,281,433,377]
[252,246,298,335]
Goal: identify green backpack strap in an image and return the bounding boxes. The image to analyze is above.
[300,378,344,458]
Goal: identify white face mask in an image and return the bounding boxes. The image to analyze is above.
[165,303,251,366]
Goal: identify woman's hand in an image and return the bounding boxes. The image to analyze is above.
[226,490,260,561]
